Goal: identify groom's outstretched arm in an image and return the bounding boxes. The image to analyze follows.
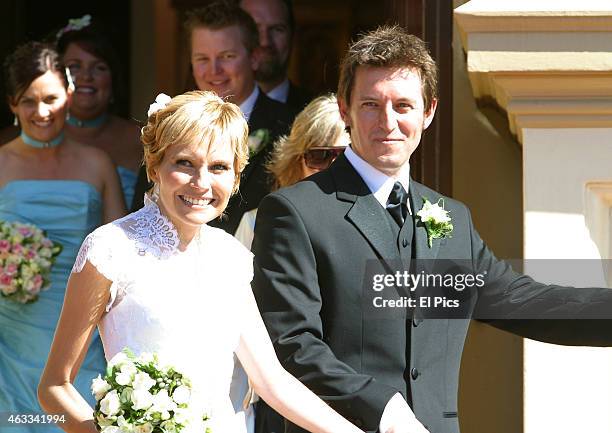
[251,191,399,432]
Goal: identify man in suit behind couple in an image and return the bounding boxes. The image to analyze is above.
[132,1,298,234]
[252,25,612,433]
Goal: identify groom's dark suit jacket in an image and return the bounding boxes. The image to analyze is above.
[131,91,297,227]
[251,154,612,433]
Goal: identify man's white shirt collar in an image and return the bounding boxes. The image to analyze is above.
[264,78,290,104]
[238,85,259,122]
[344,146,412,214]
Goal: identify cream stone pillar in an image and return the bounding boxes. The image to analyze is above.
[455,2,612,433]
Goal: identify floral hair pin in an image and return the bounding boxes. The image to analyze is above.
[56,14,92,39]
[147,93,172,117]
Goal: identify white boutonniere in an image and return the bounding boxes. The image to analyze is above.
[416,197,453,248]
[247,129,270,158]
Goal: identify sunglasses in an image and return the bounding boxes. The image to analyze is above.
[303,147,346,170]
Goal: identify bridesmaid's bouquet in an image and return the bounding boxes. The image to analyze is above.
[0,220,62,303]
[92,349,211,433]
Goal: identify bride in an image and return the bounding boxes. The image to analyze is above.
[38,91,363,433]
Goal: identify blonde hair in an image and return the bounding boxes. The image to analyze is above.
[267,94,348,188]
[141,90,248,193]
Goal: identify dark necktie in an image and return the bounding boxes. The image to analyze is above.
[386,181,409,227]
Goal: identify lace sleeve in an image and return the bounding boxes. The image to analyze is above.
[72,225,126,312]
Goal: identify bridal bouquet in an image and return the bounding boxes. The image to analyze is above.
[0,220,62,303]
[92,349,211,433]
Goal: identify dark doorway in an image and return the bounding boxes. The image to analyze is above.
[0,0,131,129]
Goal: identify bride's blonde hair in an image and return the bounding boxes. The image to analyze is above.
[141,90,249,193]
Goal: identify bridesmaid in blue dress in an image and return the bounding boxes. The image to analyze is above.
[57,15,142,209]
[0,41,126,432]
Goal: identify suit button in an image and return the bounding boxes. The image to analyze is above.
[411,367,420,380]
[354,419,363,427]
[402,237,409,247]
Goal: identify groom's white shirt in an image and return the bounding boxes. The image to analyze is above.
[344,146,411,212]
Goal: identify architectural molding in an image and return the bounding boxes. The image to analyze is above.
[455,1,612,144]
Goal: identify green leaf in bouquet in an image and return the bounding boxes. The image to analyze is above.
[122,347,137,359]
[52,243,63,257]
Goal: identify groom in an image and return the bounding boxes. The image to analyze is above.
[251,26,612,433]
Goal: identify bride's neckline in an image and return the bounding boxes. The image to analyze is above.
[125,194,207,258]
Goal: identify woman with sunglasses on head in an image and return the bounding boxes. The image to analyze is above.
[232,94,348,433]
[56,15,142,209]
[234,94,348,250]
[0,41,125,431]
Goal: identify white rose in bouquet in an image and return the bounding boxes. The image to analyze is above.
[107,351,129,369]
[100,390,121,416]
[133,371,156,391]
[172,385,191,405]
[115,362,137,386]
[91,375,112,401]
[132,388,154,410]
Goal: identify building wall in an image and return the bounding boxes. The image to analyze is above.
[453,1,524,432]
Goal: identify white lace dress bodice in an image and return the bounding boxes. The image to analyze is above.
[73,198,254,432]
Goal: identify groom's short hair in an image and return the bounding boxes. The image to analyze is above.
[184,0,259,54]
[338,25,438,111]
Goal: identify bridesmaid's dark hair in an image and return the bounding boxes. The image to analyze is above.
[4,41,67,105]
[56,19,125,114]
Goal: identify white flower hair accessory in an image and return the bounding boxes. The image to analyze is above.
[56,14,92,39]
[147,93,172,118]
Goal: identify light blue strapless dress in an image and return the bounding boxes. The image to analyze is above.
[117,166,137,210]
[0,180,107,432]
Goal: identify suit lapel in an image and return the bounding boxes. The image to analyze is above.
[346,196,400,263]
[332,156,399,262]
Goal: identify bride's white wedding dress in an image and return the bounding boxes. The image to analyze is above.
[72,196,254,432]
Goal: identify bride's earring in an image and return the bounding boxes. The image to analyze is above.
[13,115,18,127]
